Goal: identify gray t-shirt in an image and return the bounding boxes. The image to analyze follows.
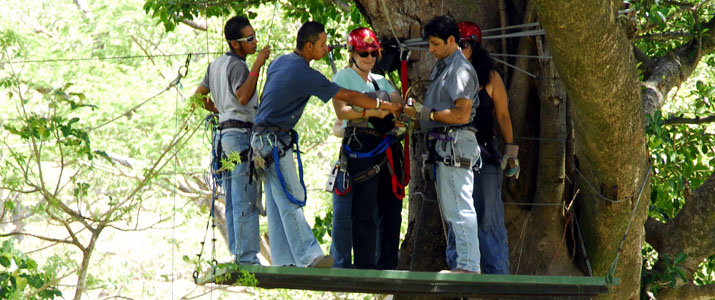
[200,52,258,123]
[420,50,479,130]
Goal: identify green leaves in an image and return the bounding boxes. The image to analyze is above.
[0,240,63,300]
[312,211,332,244]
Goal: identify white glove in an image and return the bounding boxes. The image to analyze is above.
[501,144,520,179]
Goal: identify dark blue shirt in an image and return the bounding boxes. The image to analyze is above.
[254,52,342,129]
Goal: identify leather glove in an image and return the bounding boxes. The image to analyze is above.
[364,90,390,102]
[501,144,520,179]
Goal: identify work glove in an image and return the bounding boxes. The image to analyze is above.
[501,144,520,179]
[364,90,390,102]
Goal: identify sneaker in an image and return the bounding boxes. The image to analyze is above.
[439,268,480,274]
[307,255,334,268]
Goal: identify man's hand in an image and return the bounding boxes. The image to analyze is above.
[256,45,271,67]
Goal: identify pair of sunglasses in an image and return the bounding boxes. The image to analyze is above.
[357,51,379,58]
[236,35,256,43]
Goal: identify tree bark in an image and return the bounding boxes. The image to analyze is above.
[534,2,650,299]
[657,283,715,300]
[645,172,715,277]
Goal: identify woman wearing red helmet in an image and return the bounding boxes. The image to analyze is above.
[445,21,518,274]
[329,27,405,269]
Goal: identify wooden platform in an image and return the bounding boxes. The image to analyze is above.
[195,264,617,299]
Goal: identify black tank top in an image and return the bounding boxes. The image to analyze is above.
[473,88,501,164]
[474,88,495,145]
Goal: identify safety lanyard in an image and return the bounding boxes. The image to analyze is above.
[272,130,307,207]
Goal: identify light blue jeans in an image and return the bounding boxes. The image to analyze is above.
[433,128,481,272]
[251,131,324,267]
[218,129,260,264]
[446,162,509,273]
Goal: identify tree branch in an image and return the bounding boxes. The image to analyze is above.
[642,13,715,116]
[322,0,351,11]
[656,283,715,300]
[645,171,715,276]
[181,19,207,31]
[0,231,74,245]
[664,114,715,125]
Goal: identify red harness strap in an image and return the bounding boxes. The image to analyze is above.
[334,185,351,196]
[399,56,411,199]
[386,146,407,200]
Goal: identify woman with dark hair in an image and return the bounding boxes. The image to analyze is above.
[446,21,520,274]
[329,27,405,269]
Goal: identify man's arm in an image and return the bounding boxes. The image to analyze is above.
[193,85,218,113]
[333,88,402,113]
[432,98,472,124]
[235,46,271,105]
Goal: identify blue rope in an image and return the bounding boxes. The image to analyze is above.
[344,135,395,159]
[272,130,307,207]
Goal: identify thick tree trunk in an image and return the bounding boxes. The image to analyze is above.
[646,172,715,278]
[534,1,650,299]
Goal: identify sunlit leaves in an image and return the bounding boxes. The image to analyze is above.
[0,240,63,300]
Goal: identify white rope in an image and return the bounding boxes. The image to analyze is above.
[481,22,540,33]
[482,29,545,40]
[491,56,537,78]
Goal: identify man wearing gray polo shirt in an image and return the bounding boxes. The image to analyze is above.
[193,16,270,265]
[405,15,481,273]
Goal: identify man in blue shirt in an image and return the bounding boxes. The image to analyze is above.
[405,15,481,273]
[251,21,401,268]
[193,16,270,265]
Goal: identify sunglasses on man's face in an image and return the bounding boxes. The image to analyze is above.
[357,51,379,58]
[236,35,256,43]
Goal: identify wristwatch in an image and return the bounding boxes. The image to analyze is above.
[429,110,435,121]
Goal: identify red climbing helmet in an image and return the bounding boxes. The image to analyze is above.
[347,27,381,52]
[458,21,482,43]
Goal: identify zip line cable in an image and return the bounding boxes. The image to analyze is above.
[3,52,223,65]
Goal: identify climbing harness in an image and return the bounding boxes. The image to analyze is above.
[251,128,308,207]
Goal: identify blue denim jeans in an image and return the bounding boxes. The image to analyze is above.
[446,162,509,274]
[433,128,481,272]
[218,129,260,264]
[330,134,402,269]
[251,131,324,267]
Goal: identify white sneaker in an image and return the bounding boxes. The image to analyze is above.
[307,255,334,268]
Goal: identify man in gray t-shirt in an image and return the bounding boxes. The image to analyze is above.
[192,16,269,265]
[405,15,482,273]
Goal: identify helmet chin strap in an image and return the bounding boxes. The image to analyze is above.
[351,56,369,74]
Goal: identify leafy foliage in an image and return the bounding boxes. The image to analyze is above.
[0,240,63,300]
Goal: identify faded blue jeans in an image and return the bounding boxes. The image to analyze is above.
[433,128,481,272]
[446,162,509,274]
[218,129,260,264]
[251,130,325,267]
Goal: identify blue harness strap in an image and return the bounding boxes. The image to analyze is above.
[344,135,395,159]
[272,130,307,207]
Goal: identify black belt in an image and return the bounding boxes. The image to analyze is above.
[219,120,253,130]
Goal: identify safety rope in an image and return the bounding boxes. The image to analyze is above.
[605,165,651,284]
[170,57,181,300]
[272,130,308,207]
[344,135,394,159]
